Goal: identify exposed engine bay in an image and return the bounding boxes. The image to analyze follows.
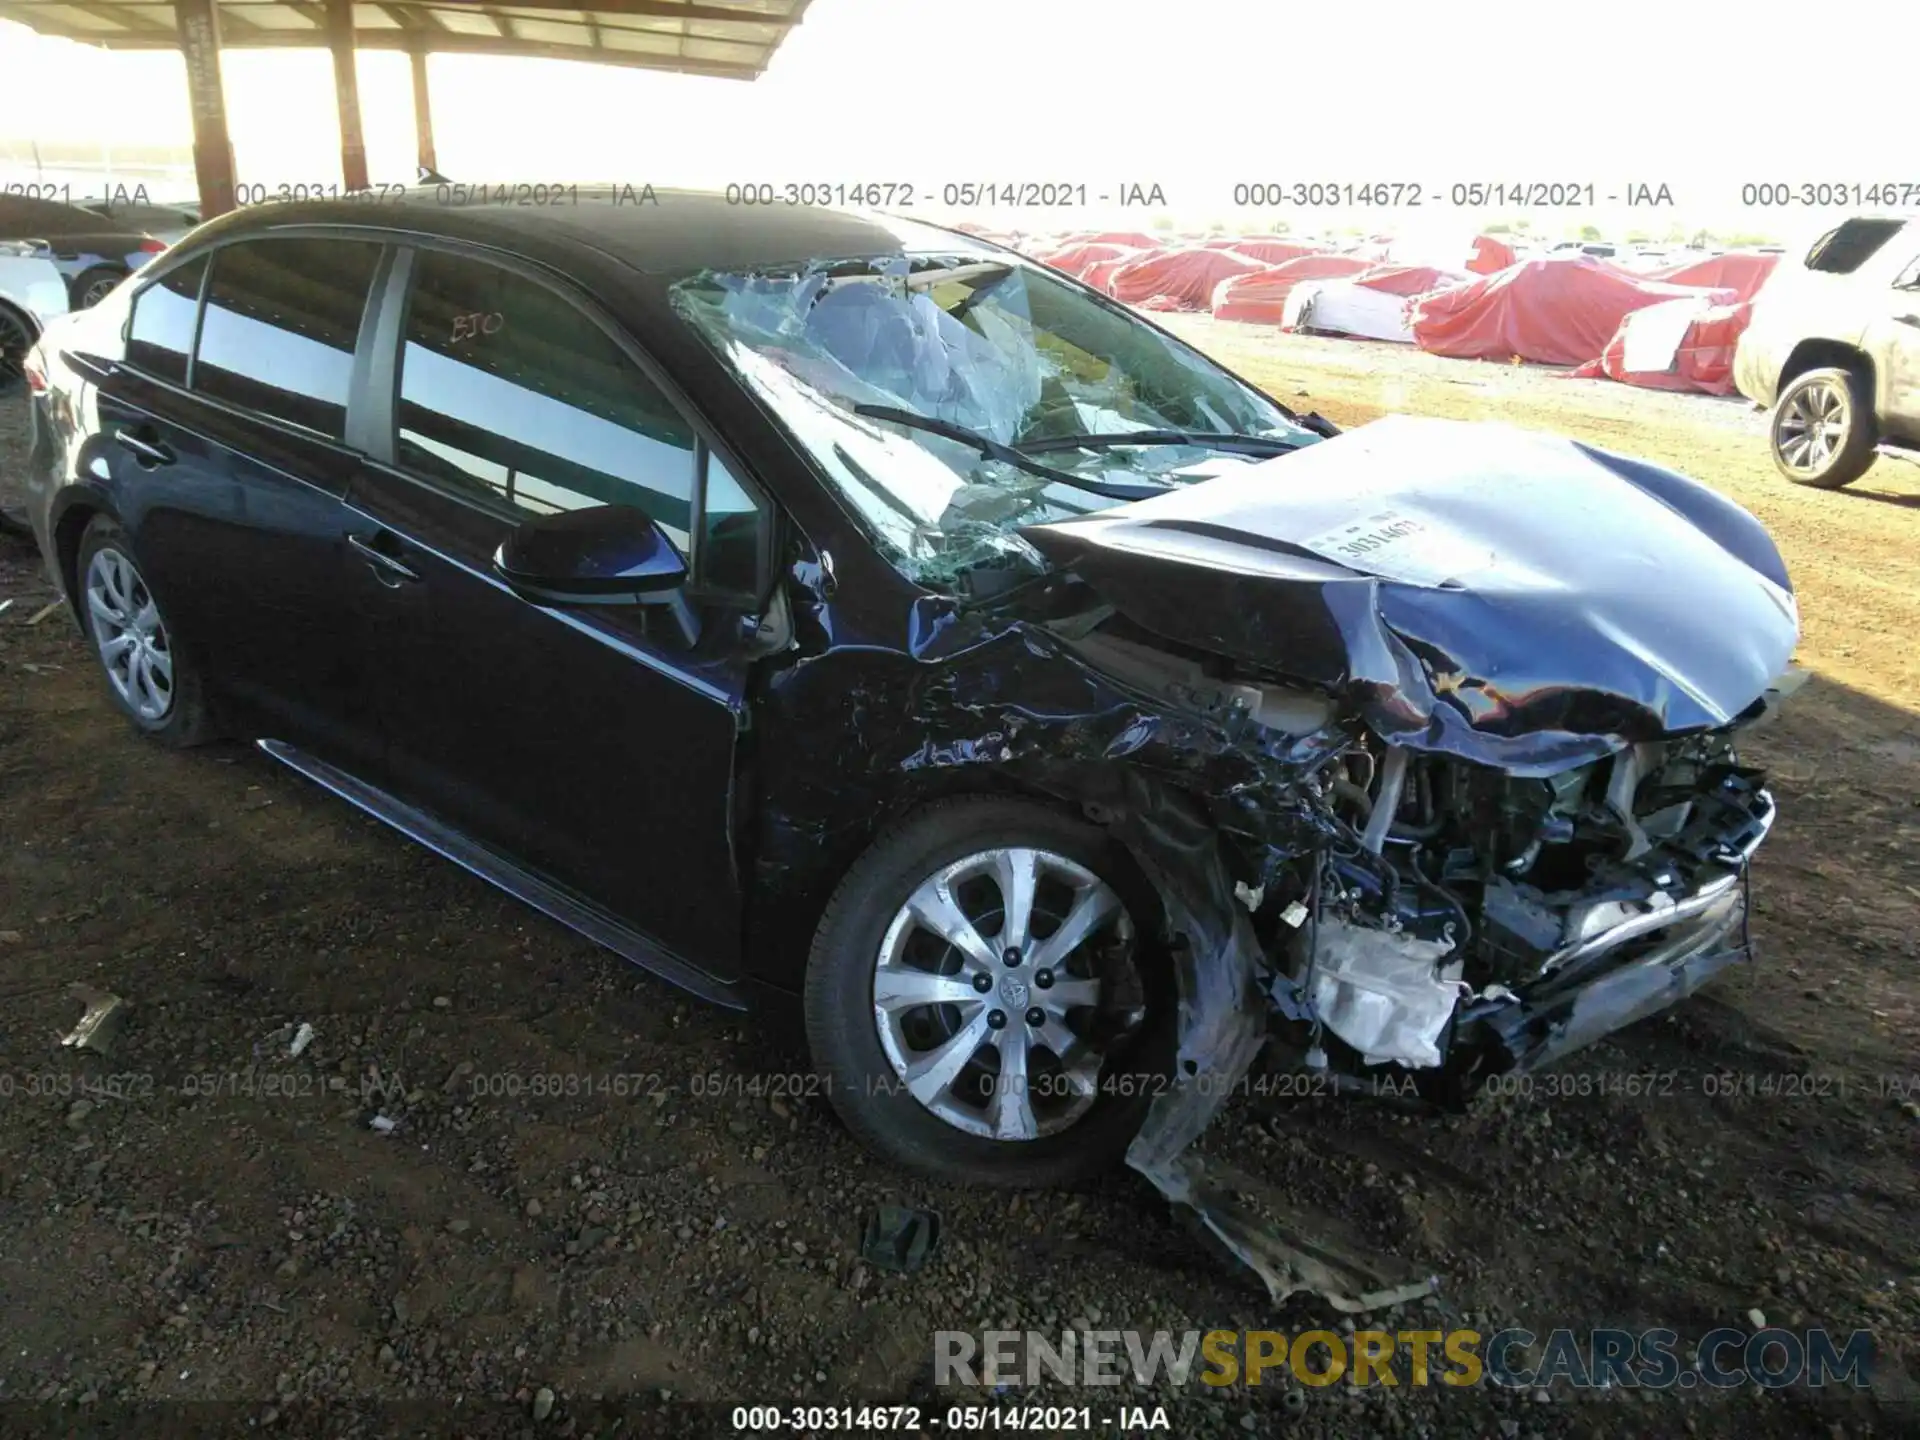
[1063,621,1786,1092]
[1273,728,1774,1076]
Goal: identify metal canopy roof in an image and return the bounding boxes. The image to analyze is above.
[0,0,813,78]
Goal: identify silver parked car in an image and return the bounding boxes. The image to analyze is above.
[0,240,70,386]
[1733,215,1920,488]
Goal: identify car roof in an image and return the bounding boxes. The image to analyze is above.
[200,187,999,277]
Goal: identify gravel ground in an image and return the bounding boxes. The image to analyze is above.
[1,340,1917,1440]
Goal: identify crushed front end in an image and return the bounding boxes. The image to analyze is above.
[1040,607,1798,1311]
[1258,723,1783,1089]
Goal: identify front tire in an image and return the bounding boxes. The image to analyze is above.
[805,797,1172,1187]
[77,517,217,747]
[1770,365,1877,488]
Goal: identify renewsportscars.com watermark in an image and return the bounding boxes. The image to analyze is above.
[934,1327,1878,1391]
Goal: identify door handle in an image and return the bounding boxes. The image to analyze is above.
[348,532,422,586]
[113,429,174,467]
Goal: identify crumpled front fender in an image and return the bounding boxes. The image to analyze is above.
[1086,766,1437,1312]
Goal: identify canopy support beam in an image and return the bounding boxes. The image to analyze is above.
[175,0,238,219]
[410,47,437,178]
[327,0,370,192]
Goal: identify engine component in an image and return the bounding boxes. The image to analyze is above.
[1306,919,1464,1068]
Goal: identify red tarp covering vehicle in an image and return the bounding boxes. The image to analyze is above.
[1210,254,1376,323]
[1228,238,1325,266]
[1081,231,1160,250]
[1107,246,1267,309]
[1409,256,1737,366]
[1083,250,1155,293]
[1645,252,1780,302]
[1352,263,1472,298]
[1466,234,1518,275]
[1038,241,1137,279]
[1571,297,1755,395]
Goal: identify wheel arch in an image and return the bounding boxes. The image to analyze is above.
[0,296,38,345]
[1776,338,1874,398]
[51,495,115,626]
[744,759,1194,996]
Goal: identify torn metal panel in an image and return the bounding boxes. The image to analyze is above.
[61,985,129,1056]
[1084,772,1435,1311]
[1149,1150,1441,1313]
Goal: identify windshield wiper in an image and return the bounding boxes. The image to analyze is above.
[852,404,1170,502]
[1017,429,1310,457]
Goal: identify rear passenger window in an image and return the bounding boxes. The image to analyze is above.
[395,250,697,550]
[194,238,381,440]
[1804,219,1906,275]
[125,256,207,386]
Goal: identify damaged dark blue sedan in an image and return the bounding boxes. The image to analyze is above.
[18,193,1799,1300]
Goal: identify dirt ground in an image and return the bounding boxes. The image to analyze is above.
[2,329,1917,1440]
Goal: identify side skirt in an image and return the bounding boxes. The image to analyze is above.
[256,738,746,1012]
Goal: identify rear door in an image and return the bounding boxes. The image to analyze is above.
[99,234,389,768]
[342,243,774,979]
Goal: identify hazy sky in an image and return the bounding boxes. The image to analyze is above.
[0,0,1909,240]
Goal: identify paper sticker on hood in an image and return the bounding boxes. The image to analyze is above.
[1299,507,1497,588]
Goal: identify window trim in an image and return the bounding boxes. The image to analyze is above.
[117,228,392,463]
[371,236,776,603]
[192,234,389,445]
[120,249,210,390]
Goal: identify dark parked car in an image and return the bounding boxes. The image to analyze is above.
[78,197,201,247]
[18,191,1798,1209]
[0,193,165,309]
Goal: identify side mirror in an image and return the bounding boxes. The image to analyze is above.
[493,504,688,607]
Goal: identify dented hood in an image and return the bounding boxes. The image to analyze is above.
[1021,415,1800,774]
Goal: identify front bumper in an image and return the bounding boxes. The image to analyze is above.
[1465,872,1748,1072]
[1460,776,1772,1071]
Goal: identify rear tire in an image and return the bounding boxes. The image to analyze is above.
[1769,365,1877,488]
[805,796,1173,1187]
[76,516,218,748]
[71,265,126,310]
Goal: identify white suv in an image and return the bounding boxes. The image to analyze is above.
[1734,215,1920,488]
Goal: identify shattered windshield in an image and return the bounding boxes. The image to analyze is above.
[669,253,1321,588]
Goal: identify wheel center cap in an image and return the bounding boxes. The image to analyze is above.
[998,975,1030,1009]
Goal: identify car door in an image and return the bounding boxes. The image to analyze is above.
[342,244,772,983]
[1878,249,1920,441]
[97,234,389,770]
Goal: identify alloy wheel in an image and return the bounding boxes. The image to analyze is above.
[872,846,1138,1142]
[86,547,174,721]
[1774,378,1848,476]
[78,273,121,309]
